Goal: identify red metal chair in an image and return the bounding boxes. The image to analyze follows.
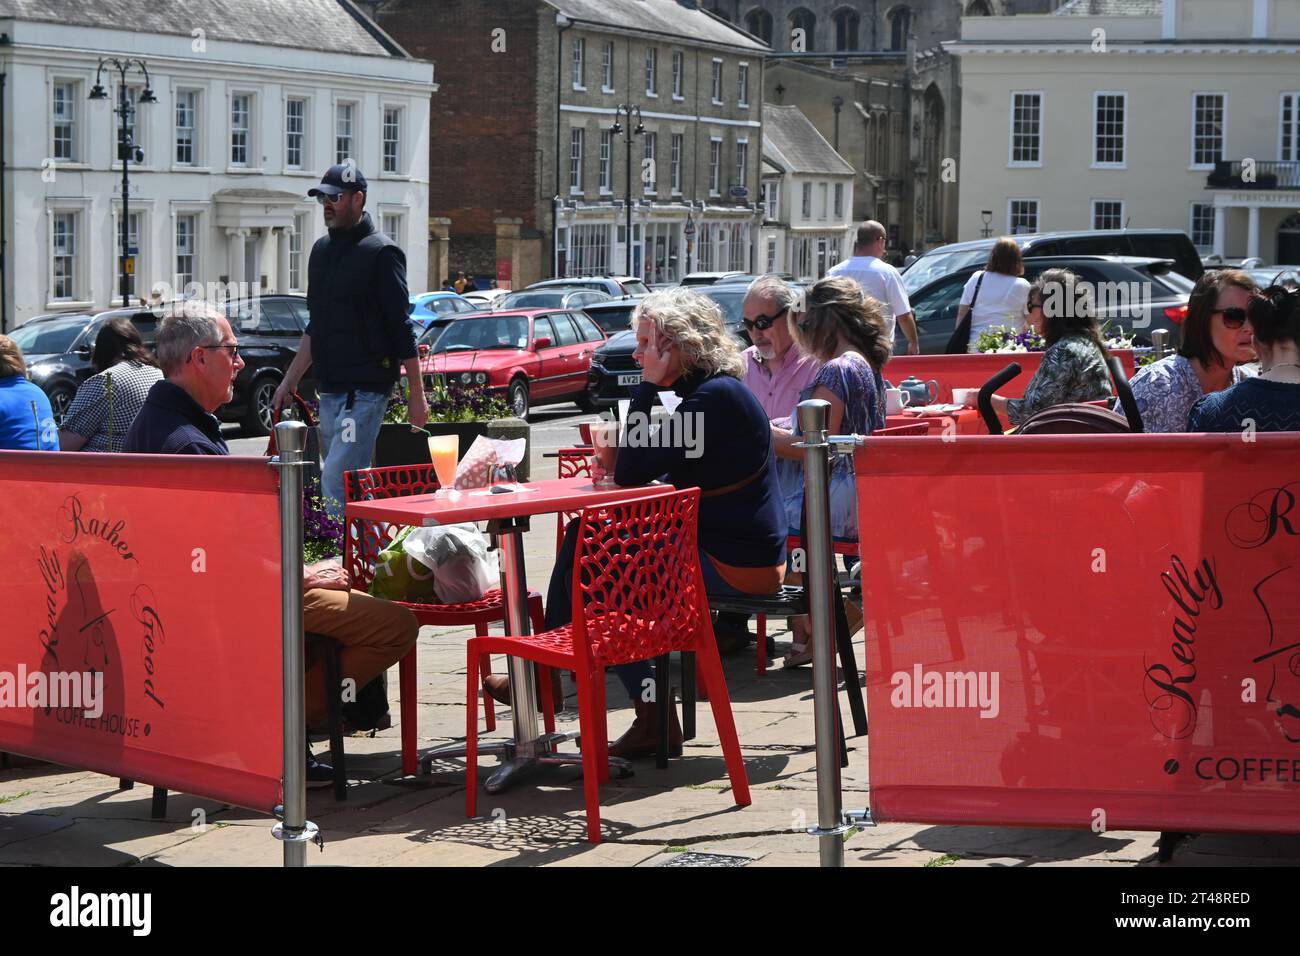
[555,446,594,553]
[465,487,751,843]
[344,464,550,777]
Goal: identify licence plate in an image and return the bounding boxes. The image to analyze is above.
[617,373,641,386]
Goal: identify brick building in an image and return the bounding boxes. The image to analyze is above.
[375,0,767,288]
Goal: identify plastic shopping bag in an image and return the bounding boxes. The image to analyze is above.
[367,526,440,603]
[403,523,498,604]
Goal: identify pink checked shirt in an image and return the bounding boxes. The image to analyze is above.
[743,344,822,425]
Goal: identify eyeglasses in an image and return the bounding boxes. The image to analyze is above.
[315,193,345,206]
[1025,299,1043,314]
[742,307,789,332]
[1211,308,1249,329]
[199,343,240,357]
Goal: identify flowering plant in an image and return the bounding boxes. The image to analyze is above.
[975,325,1045,354]
[1100,323,1136,351]
[303,478,345,563]
[384,376,512,424]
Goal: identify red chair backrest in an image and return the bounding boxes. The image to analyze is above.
[343,464,441,589]
[570,487,705,669]
[557,447,594,479]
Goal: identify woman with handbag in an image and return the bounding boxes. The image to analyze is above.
[948,237,1031,353]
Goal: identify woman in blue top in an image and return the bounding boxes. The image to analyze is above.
[1189,285,1300,432]
[538,287,787,758]
[0,335,58,450]
[772,275,890,666]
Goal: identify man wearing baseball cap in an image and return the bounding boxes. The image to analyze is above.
[274,162,428,518]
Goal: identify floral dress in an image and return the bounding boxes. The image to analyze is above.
[1130,354,1256,433]
[1005,335,1113,426]
[776,352,884,541]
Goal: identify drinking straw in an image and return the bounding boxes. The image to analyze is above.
[30,400,40,446]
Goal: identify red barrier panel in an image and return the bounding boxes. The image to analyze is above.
[854,433,1300,835]
[0,452,283,812]
[886,350,1138,404]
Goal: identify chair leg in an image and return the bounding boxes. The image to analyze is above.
[119,778,134,791]
[465,642,480,819]
[399,645,418,777]
[151,787,168,819]
[655,654,670,770]
[834,588,868,737]
[693,637,751,807]
[324,641,347,801]
[538,664,557,735]
[681,651,696,741]
[594,672,610,783]
[756,613,767,675]
[476,621,496,734]
[574,670,604,844]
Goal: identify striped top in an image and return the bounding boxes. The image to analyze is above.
[62,360,164,452]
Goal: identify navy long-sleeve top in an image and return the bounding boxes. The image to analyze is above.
[614,370,787,571]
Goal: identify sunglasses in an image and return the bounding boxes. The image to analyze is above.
[1211,308,1249,329]
[1025,298,1043,314]
[315,192,350,206]
[742,307,788,332]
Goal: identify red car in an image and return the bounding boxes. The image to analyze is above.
[417,309,607,419]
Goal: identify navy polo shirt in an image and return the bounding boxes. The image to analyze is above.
[122,380,229,456]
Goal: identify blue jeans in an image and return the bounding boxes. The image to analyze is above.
[318,389,389,521]
[545,520,747,702]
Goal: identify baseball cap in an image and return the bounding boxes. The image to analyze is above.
[308,162,368,198]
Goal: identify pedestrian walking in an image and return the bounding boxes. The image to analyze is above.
[272,164,428,517]
[827,221,920,355]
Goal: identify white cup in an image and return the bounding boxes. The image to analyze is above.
[952,387,980,407]
[885,388,911,415]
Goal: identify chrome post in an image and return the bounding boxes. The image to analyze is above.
[796,398,844,868]
[269,420,316,866]
[1151,329,1170,360]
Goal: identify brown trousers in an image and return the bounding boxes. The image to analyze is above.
[303,588,419,728]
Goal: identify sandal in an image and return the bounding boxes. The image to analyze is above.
[782,643,814,669]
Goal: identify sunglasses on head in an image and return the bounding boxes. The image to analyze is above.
[742,306,788,332]
[1212,307,1249,329]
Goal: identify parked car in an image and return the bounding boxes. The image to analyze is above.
[1246,266,1300,289]
[408,291,479,326]
[461,288,511,310]
[584,285,750,410]
[13,308,161,425]
[222,294,316,435]
[679,271,750,286]
[495,288,612,311]
[527,275,649,297]
[415,309,606,419]
[900,255,1192,354]
[902,230,1205,295]
[580,296,646,335]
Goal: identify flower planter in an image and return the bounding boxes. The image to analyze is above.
[372,421,491,467]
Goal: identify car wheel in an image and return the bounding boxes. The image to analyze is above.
[46,383,75,426]
[575,391,596,413]
[243,375,280,437]
[508,377,530,419]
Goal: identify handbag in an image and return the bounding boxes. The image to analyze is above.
[944,271,984,354]
[265,391,322,485]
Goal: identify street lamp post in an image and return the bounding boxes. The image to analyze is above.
[90,58,157,306]
[611,104,644,278]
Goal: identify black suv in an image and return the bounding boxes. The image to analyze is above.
[14,294,311,436]
[901,256,1193,354]
[902,229,1205,295]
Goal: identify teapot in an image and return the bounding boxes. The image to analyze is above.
[897,376,939,406]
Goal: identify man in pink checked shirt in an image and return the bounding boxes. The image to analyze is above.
[711,275,821,652]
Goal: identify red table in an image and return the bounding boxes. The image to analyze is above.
[347,476,674,792]
[885,406,989,436]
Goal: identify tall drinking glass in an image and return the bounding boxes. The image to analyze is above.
[589,421,620,488]
[428,434,460,492]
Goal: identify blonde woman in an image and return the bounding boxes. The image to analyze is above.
[0,335,59,449]
[538,287,788,758]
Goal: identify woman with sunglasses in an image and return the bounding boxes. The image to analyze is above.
[987,269,1114,427]
[1129,269,1259,432]
[1189,285,1300,432]
[771,275,890,667]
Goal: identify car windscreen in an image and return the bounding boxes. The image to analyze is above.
[9,318,90,355]
[701,288,745,326]
[586,307,636,333]
[902,249,990,294]
[498,292,564,309]
[619,279,650,295]
[1149,268,1196,295]
[432,316,530,353]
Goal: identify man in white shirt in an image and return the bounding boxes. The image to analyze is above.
[827,221,920,355]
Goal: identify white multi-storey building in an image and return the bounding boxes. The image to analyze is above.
[7,0,435,329]
[949,0,1300,263]
[759,104,854,280]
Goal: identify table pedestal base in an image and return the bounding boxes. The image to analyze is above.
[417,731,633,793]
